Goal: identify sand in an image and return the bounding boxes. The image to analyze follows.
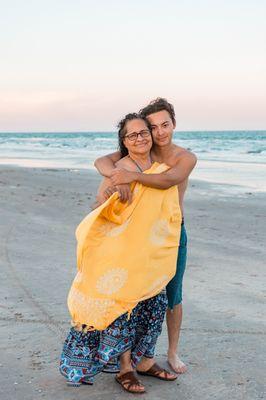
[0,166,265,400]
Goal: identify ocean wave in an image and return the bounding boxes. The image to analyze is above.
[1,131,266,167]
[94,137,117,142]
[246,149,264,154]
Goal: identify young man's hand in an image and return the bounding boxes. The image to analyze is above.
[110,168,137,186]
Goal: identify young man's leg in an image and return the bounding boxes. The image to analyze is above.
[166,223,187,373]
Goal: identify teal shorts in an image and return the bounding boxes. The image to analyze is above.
[166,223,187,309]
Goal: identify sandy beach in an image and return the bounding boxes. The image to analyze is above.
[0,166,265,400]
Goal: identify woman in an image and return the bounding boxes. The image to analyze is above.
[59,113,182,394]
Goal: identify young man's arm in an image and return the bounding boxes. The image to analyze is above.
[110,151,197,189]
[94,151,122,178]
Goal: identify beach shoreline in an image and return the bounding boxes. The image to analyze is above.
[1,130,266,194]
[0,166,265,400]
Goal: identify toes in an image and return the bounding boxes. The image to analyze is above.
[125,382,145,392]
[168,360,187,374]
[131,384,145,393]
[175,366,187,374]
[165,372,176,379]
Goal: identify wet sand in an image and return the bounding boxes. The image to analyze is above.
[0,166,265,400]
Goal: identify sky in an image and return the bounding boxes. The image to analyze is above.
[0,0,265,132]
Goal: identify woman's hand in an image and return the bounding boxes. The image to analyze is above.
[103,186,117,200]
[116,184,132,203]
[110,168,137,186]
[104,183,133,204]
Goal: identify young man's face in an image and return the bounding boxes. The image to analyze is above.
[146,110,175,147]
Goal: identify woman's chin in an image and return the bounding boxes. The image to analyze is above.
[132,145,152,154]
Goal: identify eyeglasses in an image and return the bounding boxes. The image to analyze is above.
[124,130,151,142]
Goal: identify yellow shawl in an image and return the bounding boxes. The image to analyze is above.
[68,162,182,331]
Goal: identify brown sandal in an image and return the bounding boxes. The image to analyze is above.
[115,371,146,394]
[137,362,177,381]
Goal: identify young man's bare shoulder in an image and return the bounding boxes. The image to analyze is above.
[171,144,189,155]
[170,145,196,163]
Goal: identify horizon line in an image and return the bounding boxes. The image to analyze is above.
[0,129,265,134]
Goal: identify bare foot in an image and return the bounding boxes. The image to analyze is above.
[168,354,187,374]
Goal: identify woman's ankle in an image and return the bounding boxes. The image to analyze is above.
[118,366,134,376]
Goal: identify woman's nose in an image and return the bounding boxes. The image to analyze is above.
[136,134,145,142]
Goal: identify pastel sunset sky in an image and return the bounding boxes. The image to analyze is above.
[0,0,265,131]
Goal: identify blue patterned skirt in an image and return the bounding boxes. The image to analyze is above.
[59,292,167,385]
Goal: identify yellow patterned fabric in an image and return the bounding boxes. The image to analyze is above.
[68,163,182,331]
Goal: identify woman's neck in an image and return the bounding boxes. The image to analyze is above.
[127,152,152,172]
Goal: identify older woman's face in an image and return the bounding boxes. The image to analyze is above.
[123,119,152,155]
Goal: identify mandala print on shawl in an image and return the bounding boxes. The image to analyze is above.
[96,268,128,295]
[98,219,130,237]
[68,287,115,327]
[150,219,170,246]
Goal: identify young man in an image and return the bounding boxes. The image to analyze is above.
[94,98,197,373]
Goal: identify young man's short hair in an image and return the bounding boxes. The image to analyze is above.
[139,98,176,125]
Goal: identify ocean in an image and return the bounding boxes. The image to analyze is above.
[0,131,265,193]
